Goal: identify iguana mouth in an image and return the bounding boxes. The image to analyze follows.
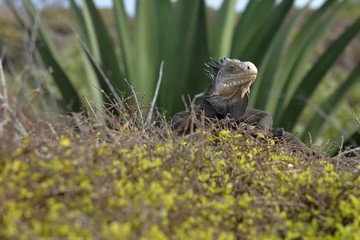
[217,73,257,98]
[220,74,256,88]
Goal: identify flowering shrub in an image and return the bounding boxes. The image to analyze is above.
[0,124,359,239]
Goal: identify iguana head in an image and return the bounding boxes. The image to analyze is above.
[206,57,258,99]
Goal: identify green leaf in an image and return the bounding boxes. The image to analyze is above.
[302,63,360,140]
[210,0,236,59]
[250,8,303,111]
[113,0,134,81]
[81,0,125,95]
[231,0,276,59]
[160,0,209,113]
[132,0,172,101]
[21,0,82,111]
[77,34,121,106]
[7,0,359,147]
[69,0,89,45]
[279,17,360,131]
[240,0,294,66]
[273,0,342,122]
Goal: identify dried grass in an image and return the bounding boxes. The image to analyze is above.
[0,76,360,239]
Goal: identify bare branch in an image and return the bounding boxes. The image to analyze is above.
[124,78,143,128]
[146,61,164,126]
[190,92,204,110]
[84,96,101,124]
[0,58,9,137]
[337,147,360,157]
[0,58,9,105]
[181,95,189,111]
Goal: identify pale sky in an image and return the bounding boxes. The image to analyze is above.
[30,0,325,13]
[73,0,325,16]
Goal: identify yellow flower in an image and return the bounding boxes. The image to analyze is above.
[219,129,231,139]
[59,135,71,148]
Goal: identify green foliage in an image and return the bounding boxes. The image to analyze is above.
[209,0,235,59]
[279,17,360,130]
[303,63,360,140]
[6,0,82,111]
[0,10,23,62]
[1,116,359,239]
[5,0,360,146]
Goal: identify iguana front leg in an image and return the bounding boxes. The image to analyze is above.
[240,109,304,145]
[240,108,273,131]
[171,110,201,134]
[171,111,189,131]
[171,107,273,133]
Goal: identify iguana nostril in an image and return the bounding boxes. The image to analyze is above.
[247,66,250,70]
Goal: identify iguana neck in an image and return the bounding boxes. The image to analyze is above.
[202,85,249,120]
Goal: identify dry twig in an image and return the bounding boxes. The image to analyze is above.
[337,147,360,157]
[124,78,144,128]
[146,61,164,126]
[0,59,27,138]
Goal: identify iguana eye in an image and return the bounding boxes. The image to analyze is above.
[247,66,250,70]
[228,65,235,72]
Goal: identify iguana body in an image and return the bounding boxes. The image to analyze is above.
[172,57,304,146]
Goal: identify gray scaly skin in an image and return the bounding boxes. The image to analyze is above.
[171,57,304,146]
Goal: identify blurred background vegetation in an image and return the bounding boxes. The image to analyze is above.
[0,0,359,154]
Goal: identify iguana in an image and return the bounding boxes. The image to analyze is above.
[171,57,304,146]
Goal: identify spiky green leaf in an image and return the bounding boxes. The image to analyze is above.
[251,8,303,110]
[273,1,343,121]
[231,0,276,59]
[280,17,360,131]
[160,0,209,113]
[210,0,236,59]
[21,0,82,111]
[132,0,172,102]
[302,63,360,140]
[113,0,134,81]
[81,0,125,94]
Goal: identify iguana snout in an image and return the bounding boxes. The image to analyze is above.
[214,58,257,98]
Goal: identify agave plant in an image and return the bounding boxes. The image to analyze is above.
[5,0,360,151]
